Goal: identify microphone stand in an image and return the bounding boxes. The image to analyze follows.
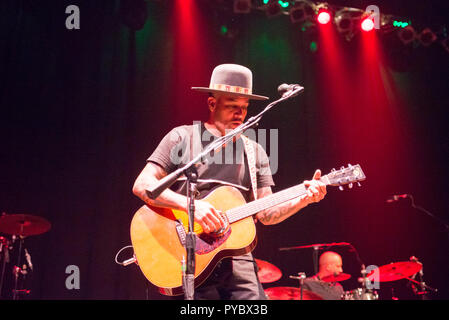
[145,84,304,300]
[183,166,198,300]
[407,194,449,242]
[279,242,351,276]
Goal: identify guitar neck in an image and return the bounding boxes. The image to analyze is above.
[225,175,331,224]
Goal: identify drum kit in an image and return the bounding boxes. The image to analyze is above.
[256,258,326,300]
[257,243,436,300]
[0,213,51,300]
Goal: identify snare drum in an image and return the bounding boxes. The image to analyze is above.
[342,288,378,300]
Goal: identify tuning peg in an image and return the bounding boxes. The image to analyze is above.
[339,186,344,191]
[349,183,353,189]
[331,168,336,172]
[357,182,361,187]
[340,166,345,170]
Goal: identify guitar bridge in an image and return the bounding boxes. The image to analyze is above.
[174,219,232,255]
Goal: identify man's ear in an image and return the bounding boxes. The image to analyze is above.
[208,96,216,112]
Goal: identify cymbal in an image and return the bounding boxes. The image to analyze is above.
[0,214,51,236]
[255,258,282,283]
[264,287,323,300]
[367,261,422,282]
[321,273,351,283]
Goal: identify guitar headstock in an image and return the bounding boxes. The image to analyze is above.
[323,164,366,189]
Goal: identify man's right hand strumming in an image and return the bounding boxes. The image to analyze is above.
[193,200,226,234]
[133,162,226,234]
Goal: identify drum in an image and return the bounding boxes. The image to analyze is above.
[342,288,378,300]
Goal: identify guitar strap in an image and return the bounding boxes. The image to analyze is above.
[241,135,258,201]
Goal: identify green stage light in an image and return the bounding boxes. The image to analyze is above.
[220,25,228,35]
[263,0,289,7]
[393,20,410,28]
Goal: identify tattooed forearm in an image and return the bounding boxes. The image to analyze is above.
[257,197,308,225]
[255,173,327,225]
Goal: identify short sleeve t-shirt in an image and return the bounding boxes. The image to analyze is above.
[302,278,345,300]
[147,122,274,202]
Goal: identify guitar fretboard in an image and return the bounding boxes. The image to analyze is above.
[224,184,304,223]
[225,175,331,223]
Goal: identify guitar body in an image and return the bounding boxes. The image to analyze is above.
[130,186,257,296]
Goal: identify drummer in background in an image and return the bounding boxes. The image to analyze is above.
[302,251,345,300]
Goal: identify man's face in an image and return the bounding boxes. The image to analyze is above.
[329,258,343,276]
[208,94,249,134]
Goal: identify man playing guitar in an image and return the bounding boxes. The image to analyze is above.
[132,64,327,299]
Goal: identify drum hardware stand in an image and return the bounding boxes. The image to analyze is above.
[0,236,10,299]
[0,213,50,299]
[290,272,306,300]
[12,233,31,300]
[407,256,437,299]
[312,246,319,275]
[358,264,377,300]
[391,288,399,300]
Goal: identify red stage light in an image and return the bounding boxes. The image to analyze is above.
[361,17,375,32]
[317,10,331,25]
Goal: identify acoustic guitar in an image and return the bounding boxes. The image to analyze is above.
[130,164,366,295]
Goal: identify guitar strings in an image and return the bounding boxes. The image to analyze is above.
[225,184,307,223]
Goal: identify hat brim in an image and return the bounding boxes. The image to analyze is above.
[191,87,269,101]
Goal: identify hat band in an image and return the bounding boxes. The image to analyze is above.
[211,83,252,95]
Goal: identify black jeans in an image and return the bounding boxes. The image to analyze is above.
[194,253,267,300]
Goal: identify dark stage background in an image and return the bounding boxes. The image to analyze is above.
[1,0,448,300]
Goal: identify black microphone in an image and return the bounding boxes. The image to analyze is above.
[386,194,409,203]
[277,83,304,97]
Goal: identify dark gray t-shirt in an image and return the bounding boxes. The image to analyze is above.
[147,122,274,299]
[147,122,274,201]
[302,277,344,300]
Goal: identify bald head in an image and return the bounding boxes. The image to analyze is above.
[318,251,343,278]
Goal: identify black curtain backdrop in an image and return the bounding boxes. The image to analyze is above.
[1,0,448,300]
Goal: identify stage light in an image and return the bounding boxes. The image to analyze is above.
[393,20,409,28]
[265,0,282,18]
[418,28,437,46]
[335,8,363,39]
[361,17,375,32]
[278,1,290,8]
[289,1,315,24]
[233,0,251,14]
[317,9,331,25]
[220,25,228,36]
[397,25,416,45]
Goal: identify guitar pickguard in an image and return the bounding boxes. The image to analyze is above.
[175,220,232,255]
